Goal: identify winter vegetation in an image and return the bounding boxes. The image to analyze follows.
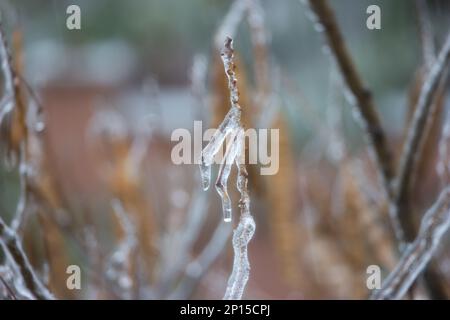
[1,0,450,300]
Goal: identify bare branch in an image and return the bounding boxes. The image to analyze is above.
[105,200,138,299]
[306,0,395,210]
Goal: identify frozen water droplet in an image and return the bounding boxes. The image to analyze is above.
[35,121,45,132]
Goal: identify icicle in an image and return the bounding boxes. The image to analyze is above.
[371,186,450,300]
[200,105,241,191]
[216,129,243,222]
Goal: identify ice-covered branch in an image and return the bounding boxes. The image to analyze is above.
[0,24,15,125]
[223,138,255,300]
[437,109,450,185]
[0,217,53,300]
[199,37,243,220]
[395,32,450,243]
[0,25,32,233]
[199,37,255,300]
[105,200,137,299]
[372,187,450,300]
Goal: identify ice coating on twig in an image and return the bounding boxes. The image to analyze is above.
[198,37,255,299]
[200,106,241,191]
[0,26,14,125]
[437,109,450,185]
[223,138,255,300]
[371,187,450,300]
[0,217,53,300]
[199,36,242,219]
[395,32,450,243]
[106,199,137,299]
[223,215,255,300]
[216,130,242,222]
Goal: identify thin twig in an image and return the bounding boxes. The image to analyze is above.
[306,0,395,211]
[0,24,30,233]
[372,187,450,300]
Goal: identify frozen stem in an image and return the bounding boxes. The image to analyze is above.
[199,37,255,300]
[106,199,137,299]
[0,24,31,233]
[372,187,450,300]
[223,140,255,300]
[394,32,450,243]
[0,217,53,300]
[0,24,14,124]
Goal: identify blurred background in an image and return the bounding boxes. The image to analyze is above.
[0,0,450,299]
